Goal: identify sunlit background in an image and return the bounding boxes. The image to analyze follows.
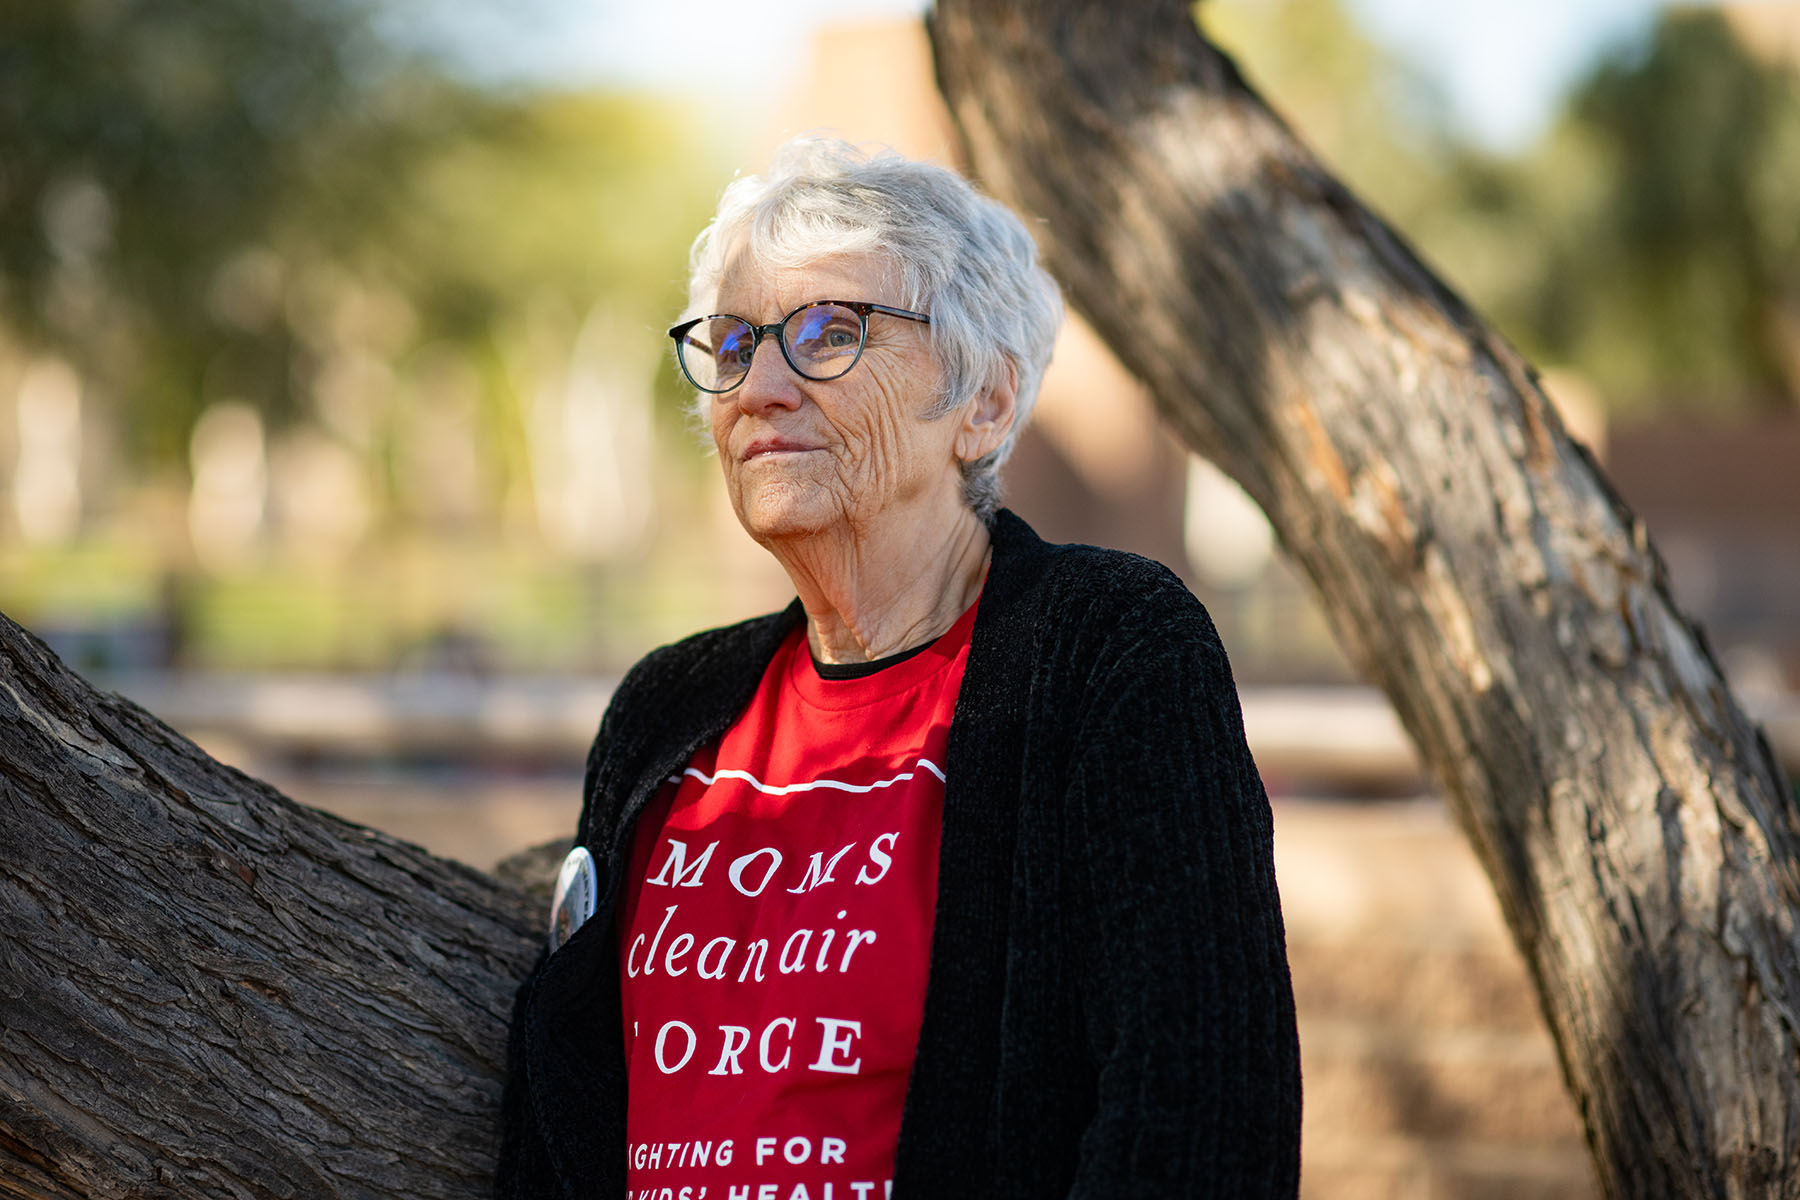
[4,2,1798,1194]
[6,0,1797,678]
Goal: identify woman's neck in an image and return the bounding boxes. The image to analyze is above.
[768,503,992,664]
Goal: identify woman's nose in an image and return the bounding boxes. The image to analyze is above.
[732,337,803,413]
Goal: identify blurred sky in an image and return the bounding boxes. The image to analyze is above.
[385,0,1710,153]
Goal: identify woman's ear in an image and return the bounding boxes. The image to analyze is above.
[954,362,1018,464]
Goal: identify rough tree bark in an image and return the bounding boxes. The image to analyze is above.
[0,609,542,1198]
[929,2,1800,1196]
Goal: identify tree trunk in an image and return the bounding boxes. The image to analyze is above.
[0,610,542,1198]
[929,2,1800,1196]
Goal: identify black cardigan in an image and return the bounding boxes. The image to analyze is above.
[497,510,1301,1198]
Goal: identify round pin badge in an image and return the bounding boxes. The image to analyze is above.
[548,845,597,953]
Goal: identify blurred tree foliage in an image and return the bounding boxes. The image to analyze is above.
[1205,1,1800,415]
[0,0,718,471]
[2,0,389,462]
[1532,10,1800,411]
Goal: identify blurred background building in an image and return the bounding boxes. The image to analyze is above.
[3,1,1798,1195]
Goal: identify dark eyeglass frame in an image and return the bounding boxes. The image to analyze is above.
[668,300,931,394]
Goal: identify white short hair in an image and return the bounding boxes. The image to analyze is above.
[681,137,1064,519]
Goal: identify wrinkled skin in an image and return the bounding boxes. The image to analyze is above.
[708,251,1015,663]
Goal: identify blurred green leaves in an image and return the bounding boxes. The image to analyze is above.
[2,0,379,460]
[1540,10,1800,409]
[0,0,720,470]
[0,0,731,667]
[1206,1,1800,415]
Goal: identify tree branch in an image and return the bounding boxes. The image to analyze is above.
[1,610,540,1198]
[929,2,1800,1195]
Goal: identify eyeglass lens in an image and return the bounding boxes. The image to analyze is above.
[680,303,866,392]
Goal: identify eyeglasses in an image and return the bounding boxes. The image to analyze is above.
[668,300,931,394]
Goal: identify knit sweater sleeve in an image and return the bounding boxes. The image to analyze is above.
[1061,589,1301,1198]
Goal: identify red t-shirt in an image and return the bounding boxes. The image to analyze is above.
[618,597,977,1200]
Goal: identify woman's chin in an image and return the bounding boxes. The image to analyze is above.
[732,484,842,544]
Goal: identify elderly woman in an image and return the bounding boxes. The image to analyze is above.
[497,138,1300,1198]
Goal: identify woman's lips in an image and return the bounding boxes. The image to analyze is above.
[742,438,821,461]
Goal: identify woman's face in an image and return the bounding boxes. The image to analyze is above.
[709,252,963,545]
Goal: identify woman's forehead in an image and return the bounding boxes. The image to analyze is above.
[714,249,902,314]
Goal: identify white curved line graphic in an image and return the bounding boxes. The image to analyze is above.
[667,757,946,796]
